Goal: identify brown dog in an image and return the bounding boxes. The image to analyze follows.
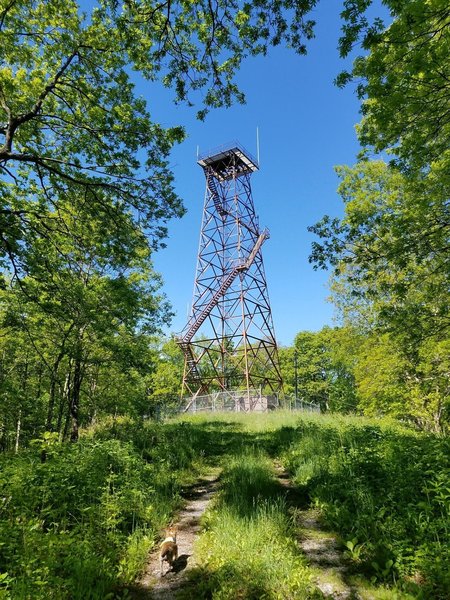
[159,526,178,576]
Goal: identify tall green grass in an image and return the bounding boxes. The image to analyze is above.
[182,451,318,599]
[282,416,450,599]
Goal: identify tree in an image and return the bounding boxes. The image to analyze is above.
[147,337,185,415]
[324,325,359,413]
[309,161,449,430]
[309,2,449,429]
[279,327,358,411]
[0,0,318,279]
[310,161,449,338]
[278,346,297,399]
[337,0,450,175]
[292,330,330,409]
[0,187,172,445]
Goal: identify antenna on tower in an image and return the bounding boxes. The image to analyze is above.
[196,145,199,160]
[256,127,260,166]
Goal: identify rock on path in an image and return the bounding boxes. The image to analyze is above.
[297,508,360,600]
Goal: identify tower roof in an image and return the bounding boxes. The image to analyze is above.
[198,142,259,180]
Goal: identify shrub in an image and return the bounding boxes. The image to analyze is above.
[283,415,450,598]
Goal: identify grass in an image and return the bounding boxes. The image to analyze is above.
[0,416,213,599]
[281,414,450,599]
[181,450,318,599]
[0,410,448,599]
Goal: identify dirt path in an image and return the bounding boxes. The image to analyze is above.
[129,472,220,600]
[274,462,360,600]
[129,464,361,599]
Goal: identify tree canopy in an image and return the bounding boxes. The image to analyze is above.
[337,0,450,175]
[0,0,319,280]
[309,0,449,430]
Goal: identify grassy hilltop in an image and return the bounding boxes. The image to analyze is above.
[0,411,448,599]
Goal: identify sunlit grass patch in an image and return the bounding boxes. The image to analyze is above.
[174,409,303,432]
[181,450,318,599]
[191,504,316,599]
[217,451,281,517]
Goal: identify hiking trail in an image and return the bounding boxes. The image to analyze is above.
[275,461,360,600]
[129,472,220,600]
[130,463,362,599]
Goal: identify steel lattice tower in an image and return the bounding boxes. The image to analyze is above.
[177,143,283,405]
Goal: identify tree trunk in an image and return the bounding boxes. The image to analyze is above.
[15,409,21,453]
[47,353,65,431]
[58,367,72,439]
[69,328,85,442]
[70,353,82,442]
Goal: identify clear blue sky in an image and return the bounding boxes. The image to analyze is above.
[146,3,371,346]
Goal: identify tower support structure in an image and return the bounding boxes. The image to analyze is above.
[177,142,282,408]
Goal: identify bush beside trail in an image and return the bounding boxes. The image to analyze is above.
[0,417,212,599]
[283,414,450,598]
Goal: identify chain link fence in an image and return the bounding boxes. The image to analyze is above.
[183,389,279,413]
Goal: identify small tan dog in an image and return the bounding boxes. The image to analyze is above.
[159,526,178,577]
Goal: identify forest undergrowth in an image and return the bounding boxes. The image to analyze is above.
[0,412,448,599]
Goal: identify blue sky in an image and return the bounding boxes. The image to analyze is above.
[147,3,368,346]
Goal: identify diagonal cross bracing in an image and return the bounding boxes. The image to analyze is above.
[177,143,283,402]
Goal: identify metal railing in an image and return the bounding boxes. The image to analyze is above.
[285,397,321,413]
[198,140,258,168]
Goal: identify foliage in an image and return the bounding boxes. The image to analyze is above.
[0,212,169,445]
[283,414,450,598]
[183,450,315,600]
[1,410,447,598]
[147,337,185,415]
[337,0,450,175]
[0,416,211,599]
[309,161,449,431]
[309,2,450,431]
[0,0,319,278]
[279,327,358,412]
[293,330,330,408]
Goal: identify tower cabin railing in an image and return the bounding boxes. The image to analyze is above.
[198,143,258,182]
[178,228,270,345]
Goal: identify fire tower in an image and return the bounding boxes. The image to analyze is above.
[177,142,283,408]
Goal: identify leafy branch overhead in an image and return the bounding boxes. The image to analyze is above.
[0,0,317,277]
[310,0,449,340]
[337,0,450,172]
[308,1,450,431]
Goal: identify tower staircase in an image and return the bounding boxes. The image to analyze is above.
[180,228,269,347]
[178,142,282,402]
[207,169,227,218]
